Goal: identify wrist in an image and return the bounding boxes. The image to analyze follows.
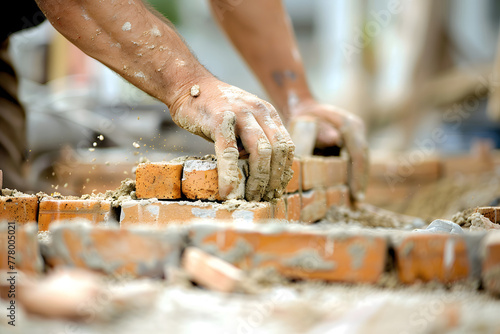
[281,93,316,122]
[163,66,215,110]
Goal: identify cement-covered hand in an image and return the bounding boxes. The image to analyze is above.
[170,77,295,201]
[290,100,369,204]
[34,0,294,201]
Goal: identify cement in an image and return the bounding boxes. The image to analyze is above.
[324,204,425,229]
[1,188,37,198]
[452,210,500,231]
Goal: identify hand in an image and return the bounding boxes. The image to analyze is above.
[289,100,369,204]
[170,77,295,201]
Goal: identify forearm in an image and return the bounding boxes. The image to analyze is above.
[35,0,212,108]
[209,0,313,122]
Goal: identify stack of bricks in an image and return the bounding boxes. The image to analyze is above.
[1,153,500,297]
[119,156,350,227]
[0,155,350,231]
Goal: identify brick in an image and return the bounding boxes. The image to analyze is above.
[476,207,500,224]
[326,185,349,208]
[182,247,243,293]
[365,183,414,208]
[286,193,301,222]
[482,231,500,296]
[135,162,183,199]
[0,223,43,274]
[181,159,246,201]
[190,224,387,283]
[301,189,327,223]
[0,195,38,224]
[285,158,301,193]
[120,199,272,227]
[42,222,184,277]
[442,150,493,177]
[272,197,287,220]
[1,222,43,299]
[324,157,348,187]
[16,268,104,320]
[369,157,441,185]
[394,234,469,284]
[38,198,115,232]
[301,156,327,191]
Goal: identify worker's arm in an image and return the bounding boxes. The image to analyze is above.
[209,0,369,203]
[34,0,294,201]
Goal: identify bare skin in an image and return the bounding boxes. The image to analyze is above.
[209,0,369,203]
[35,0,294,201]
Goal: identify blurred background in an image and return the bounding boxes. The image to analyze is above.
[5,0,500,214]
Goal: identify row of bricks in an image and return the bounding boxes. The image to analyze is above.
[0,186,350,231]
[136,156,347,200]
[1,221,499,296]
[369,143,498,185]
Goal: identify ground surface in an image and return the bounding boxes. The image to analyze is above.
[2,276,499,334]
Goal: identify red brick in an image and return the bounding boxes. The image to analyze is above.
[181,159,246,201]
[120,200,272,227]
[476,207,500,224]
[301,189,327,223]
[38,198,115,232]
[395,234,469,284]
[370,157,441,184]
[482,232,500,296]
[285,158,301,193]
[182,247,243,293]
[16,268,104,320]
[286,193,301,222]
[272,197,287,220]
[326,185,349,208]
[190,224,387,283]
[365,183,414,208]
[301,157,327,191]
[0,223,43,274]
[1,223,43,299]
[442,154,493,177]
[42,223,184,277]
[182,159,220,201]
[0,195,38,224]
[135,162,183,199]
[324,157,348,187]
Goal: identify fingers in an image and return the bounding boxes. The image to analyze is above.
[295,106,368,204]
[252,103,295,200]
[339,115,369,204]
[236,113,272,201]
[172,81,294,201]
[212,111,241,199]
[316,122,342,148]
